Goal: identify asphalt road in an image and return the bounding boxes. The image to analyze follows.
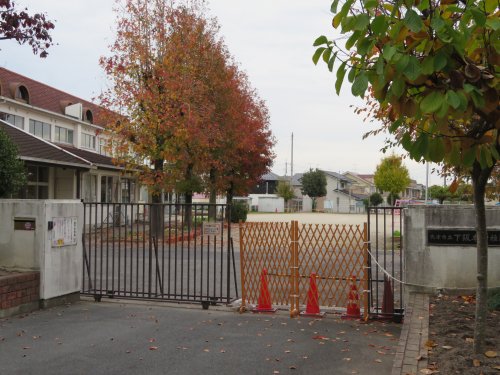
[0,300,401,375]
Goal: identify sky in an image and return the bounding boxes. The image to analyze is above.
[1,0,441,186]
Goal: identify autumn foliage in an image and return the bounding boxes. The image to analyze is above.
[314,0,499,354]
[0,0,55,57]
[99,0,274,203]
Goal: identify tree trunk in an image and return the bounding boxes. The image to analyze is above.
[151,158,164,240]
[183,163,194,226]
[208,167,217,221]
[471,161,494,354]
[226,181,234,222]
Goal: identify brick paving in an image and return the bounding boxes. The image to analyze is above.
[391,293,429,375]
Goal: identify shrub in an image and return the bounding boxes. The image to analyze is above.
[369,192,383,206]
[488,289,500,311]
[387,192,400,206]
[230,201,248,223]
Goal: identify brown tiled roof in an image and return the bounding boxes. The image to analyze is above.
[0,120,92,169]
[357,174,374,179]
[58,145,120,170]
[0,67,103,125]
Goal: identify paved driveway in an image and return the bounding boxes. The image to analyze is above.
[0,300,400,375]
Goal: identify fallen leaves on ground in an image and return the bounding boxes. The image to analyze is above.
[312,335,329,340]
[484,350,497,358]
[419,369,439,374]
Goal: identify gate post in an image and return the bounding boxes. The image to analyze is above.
[290,221,299,317]
[363,222,369,321]
[239,221,247,313]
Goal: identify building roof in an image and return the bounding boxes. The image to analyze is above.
[260,171,281,181]
[0,67,103,125]
[58,145,121,170]
[344,171,376,186]
[357,174,374,180]
[321,170,353,183]
[291,173,303,186]
[0,120,92,169]
[334,189,368,201]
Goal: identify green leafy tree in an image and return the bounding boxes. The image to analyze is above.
[275,180,295,211]
[300,169,327,210]
[485,165,500,202]
[369,192,383,206]
[314,0,499,352]
[453,182,473,202]
[428,185,451,204]
[0,128,26,197]
[374,155,411,204]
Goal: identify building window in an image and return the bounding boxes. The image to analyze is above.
[29,119,51,140]
[15,85,30,103]
[82,133,96,149]
[101,176,118,203]
[121,179,136,203]
[25,164,49,199]
[85,109,93,124]
[0,112,24,129]
[55,126,74,144]
[99,138,109,156]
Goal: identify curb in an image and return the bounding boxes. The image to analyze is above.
[391,293,430,375]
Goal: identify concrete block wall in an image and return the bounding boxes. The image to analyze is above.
[0,199,83,307]
[404,205,500,294]
[0,271,40,317]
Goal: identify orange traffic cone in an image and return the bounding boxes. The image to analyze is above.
[253,269,277,313]
[342,275,361,320]
[300,273,325,318]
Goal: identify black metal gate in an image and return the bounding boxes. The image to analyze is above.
[81,203,238,307]
[367,206,405,321]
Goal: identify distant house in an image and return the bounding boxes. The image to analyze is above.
[249,172,281,195]
[248,172,284,212]
[0,67,139,202]
[403,180,425,200]
[290,173,304,198]
[315,170,366,213]
[344,172,377,196]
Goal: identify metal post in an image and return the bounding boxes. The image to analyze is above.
[363,222,369,321]
[239,221,246,312]
[290,220,299,317]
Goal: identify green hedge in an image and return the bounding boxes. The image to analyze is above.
[230,201,248,223]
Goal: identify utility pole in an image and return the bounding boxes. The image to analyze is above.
[290,132,294,182]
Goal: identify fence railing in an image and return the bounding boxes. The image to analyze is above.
[367,206,404,320]
[81,203,237,306]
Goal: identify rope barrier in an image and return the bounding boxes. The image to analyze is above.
[366,247,500,290]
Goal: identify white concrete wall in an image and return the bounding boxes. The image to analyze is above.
[0,200,43,270]
[257,196,285,213]
[0,200,83,300]
[302,197,313,212]
[321,191,354,213]
[41,201,83,300]
[404,205,500,294]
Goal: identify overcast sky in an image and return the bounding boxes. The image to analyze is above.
[1,0,440,185]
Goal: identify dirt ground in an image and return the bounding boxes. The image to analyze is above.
[428,294,499,374]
